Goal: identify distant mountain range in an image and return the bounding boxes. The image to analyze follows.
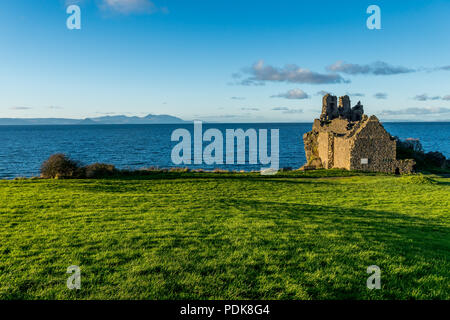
[0,114,187,125]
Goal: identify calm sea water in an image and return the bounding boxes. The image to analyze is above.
[0,122,449,178]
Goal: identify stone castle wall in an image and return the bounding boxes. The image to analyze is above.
[333,137,351,169]
[302,94,415,174]
[348,117,397,172]
[317,132,332,168]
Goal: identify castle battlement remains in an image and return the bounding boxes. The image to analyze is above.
[302,94,415,174]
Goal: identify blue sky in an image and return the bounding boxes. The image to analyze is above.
[1,0,449,122]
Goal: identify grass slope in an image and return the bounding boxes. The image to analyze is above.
[0,170,449,299]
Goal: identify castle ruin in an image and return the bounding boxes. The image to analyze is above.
[302,94,415,173]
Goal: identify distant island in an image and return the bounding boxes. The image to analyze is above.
[0,114,187,125]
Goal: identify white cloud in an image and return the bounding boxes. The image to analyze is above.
[100,0,157,14]
[65,0,85,5]
[272,107,303,114]
[346,92,365,97]
[414,94,450,101]
[10,106,32,110]
[381,107,450,116]
[327,61,415,75]
[271,89,309,100]
[374,92,388,99]
[235,60,347,85]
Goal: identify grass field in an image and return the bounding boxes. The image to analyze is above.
[0,170,449,300]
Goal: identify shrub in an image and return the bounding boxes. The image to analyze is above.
[83,163,117,178]
[395,137,447,171]
[403,138,424,153]
[141,166,161,172]
[398,174,436,185]
[169,167,190,173]
[40,153,79,179]
[424,151,446,168]
[395,137,424,160]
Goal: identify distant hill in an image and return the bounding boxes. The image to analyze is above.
[0,114,187,125]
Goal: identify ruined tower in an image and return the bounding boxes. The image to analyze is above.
[302,94,415,174]
[338,95,351,119]
[320,94,338,121]
[351,101,364,121]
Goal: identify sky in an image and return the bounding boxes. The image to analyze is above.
[0,0,449,122]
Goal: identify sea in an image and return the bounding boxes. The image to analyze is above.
[0,122,449,179]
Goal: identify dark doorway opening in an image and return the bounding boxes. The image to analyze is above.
[395,168,400,175]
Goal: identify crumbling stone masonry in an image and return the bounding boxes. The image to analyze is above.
[302,94,415,173]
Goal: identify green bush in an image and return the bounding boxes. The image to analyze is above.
[169,167,190,173]
[398,174,436,185]
[424,151,447,168]
[40,153,79,179]
[395,137,448,171]
[83,163,118,178]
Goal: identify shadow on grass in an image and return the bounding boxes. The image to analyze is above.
[142,200,449,299]
[1,196,448,299]
[62,168,381,181]
[435,179,450,186]
[59,169,384,193]
[229,199,449,243]
[68,175,358,194]
[156,200,450,299]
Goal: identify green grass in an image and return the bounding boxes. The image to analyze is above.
[0,170,449,300]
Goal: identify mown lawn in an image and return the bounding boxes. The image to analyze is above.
[0,170,449,299]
